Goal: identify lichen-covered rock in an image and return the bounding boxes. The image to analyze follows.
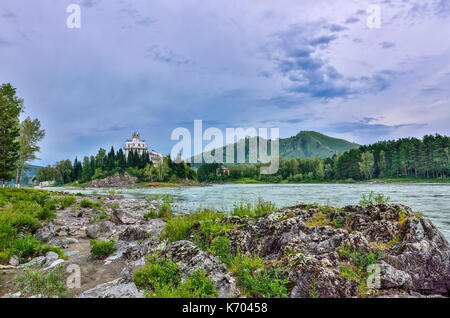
[224,204,450,297]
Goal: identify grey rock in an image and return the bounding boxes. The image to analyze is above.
[113,209,136,225]
[9,255,19,266]
[379,261,412,289]
[34,223,55,242]
[64,250,80,257]
[45,251,59,262]
[119,226,148,242]
[77,278,143,298]
[86,224,101,239]
[23,256,46,268]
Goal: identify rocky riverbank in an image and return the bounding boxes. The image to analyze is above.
[1,193,449,298]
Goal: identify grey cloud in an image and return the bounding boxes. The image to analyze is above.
[380,41,396,49]
[80,0,100,8]
[267,23,398,100]
[145,46,191,66]
[345,17,360,24]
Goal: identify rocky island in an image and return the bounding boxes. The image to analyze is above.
[1,189,448,298]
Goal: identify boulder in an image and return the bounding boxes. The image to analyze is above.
[113,209,136,225]
[34,222,55,242]
[9,255,19,266]
[77,277,143,298]
[23,256,46,268]
[224,204,450,297]
[119,226,148,241]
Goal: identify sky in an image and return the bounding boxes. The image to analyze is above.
[1,0,449,166]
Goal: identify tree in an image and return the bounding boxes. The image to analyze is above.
[15,117,45,186]
[359,151,375,180]
[0,83,24,184]
[117,148,126,172]
[377,150,386,178]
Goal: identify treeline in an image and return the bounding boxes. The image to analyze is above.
[36,147,196,185]
[198,134,449,182]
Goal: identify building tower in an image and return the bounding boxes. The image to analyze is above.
[124,131,148,158]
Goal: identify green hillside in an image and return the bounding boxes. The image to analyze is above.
[191,131,360,165]
[280,131,360,159]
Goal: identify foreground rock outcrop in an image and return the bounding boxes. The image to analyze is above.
[2,192,448,299]
[222,204,450,297]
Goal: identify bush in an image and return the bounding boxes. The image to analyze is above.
[12,235,40,261]
[134,255,180,290]
[80,199,103,210]
[90,239,116,258]
[58,196,76,209]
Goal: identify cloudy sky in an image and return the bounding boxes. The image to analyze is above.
[1,0,449,165]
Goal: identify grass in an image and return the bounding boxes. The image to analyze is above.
[230,197,276,217]
[90,239,117,259]
[13,264,67,297]
[79,199,104,210]
[134,254,217,298]
[144,194,174,219]
[227,252,289,298]
[337,244,381,297]
[359,191,390,206]
[0,188,71,264]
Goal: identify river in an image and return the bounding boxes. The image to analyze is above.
[49,183,450,242]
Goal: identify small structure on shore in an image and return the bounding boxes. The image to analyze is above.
[216,166,230,177]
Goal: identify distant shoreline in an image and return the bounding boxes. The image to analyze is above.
[38,177,450,191]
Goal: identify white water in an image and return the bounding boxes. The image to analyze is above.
[49,183,450,242]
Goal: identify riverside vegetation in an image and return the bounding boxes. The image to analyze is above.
[1,187,449,298]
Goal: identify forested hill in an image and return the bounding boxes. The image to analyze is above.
[191,131,360,165]
[280,131,360,158]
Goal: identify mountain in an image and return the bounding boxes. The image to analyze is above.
[191,131,360,165]
[6,164,42,187]
[279,131,360,159]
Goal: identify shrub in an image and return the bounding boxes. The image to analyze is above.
[134,255,181,290]
[90,239,116,258]
[58,196,76,209]
[79,199,94,208]
[12,235,40,261]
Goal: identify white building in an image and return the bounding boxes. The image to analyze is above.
[124,132,147,158]
[124,132,164,163]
